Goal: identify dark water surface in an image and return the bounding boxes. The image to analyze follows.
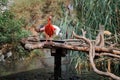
[0,51,109,80]
[0,68,108,80]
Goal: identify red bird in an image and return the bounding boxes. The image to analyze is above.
[44,16,56,43]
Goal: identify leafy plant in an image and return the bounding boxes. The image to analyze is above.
[0,11,29,44]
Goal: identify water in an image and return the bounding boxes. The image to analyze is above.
[0,50,109,80]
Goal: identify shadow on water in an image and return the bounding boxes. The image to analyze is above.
[0,68,107,80]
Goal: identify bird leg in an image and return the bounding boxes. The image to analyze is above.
[44,33,54,44]
[45,33,49,43]
[49,37,53,44]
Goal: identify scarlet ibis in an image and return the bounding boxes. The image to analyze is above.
[38,16,62,42]
[44,16,56,42]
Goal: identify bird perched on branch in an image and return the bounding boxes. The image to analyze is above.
[44,16,55,40]
[36,16,62,43]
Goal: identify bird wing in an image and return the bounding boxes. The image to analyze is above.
[53,25,60,35]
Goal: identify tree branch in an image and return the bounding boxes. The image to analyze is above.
[73,31,120,80]
[20,29,120,79]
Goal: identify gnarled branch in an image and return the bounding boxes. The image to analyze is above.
[73,31,120,80]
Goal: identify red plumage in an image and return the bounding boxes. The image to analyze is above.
[44,16,56,37]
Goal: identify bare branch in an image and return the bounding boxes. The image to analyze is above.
[95,24,104,47]
[73,31,120,80]
[81,29,86,37]
[21,38,120,55]
[99,53,120,58]
[90,45,120,80]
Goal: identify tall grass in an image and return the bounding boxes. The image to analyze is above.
[73,0,120,40]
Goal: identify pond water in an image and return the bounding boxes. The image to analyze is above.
[0,49,109,80]
[0,68,108,80]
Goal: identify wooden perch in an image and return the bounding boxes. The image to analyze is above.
[20,25,120,79]
[21,38,120,55]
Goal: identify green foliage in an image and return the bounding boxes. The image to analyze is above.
[0,11,29,44]
[72,0,120,39]
[0,0,8,6]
